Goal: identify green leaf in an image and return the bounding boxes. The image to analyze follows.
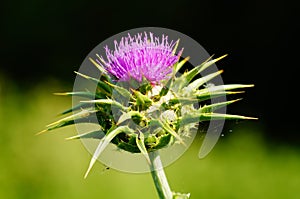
[84,126,134,178]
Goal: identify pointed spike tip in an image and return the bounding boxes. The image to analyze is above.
[214,54,228,62]
[89,57,107,74]
[65,136,77,140]
[53,92,68,96]
[74,71,82,76]
[35,129,47,136]
[84,157,97,179]
[172,39,180,55]
[230,98,243,103]
[244,116,258,120]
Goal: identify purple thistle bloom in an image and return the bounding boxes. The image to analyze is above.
[97,32,182,84]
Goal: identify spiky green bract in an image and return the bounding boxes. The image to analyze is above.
[40,54,256,179]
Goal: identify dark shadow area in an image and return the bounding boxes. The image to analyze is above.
[1,0,299,144]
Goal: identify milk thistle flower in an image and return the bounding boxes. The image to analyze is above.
[40,32,256,199]
[99,32,182,84]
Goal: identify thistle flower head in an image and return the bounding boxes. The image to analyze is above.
[41,31,256,181]
[97,32,182,84]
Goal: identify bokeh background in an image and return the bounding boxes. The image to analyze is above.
[1,0,299,198]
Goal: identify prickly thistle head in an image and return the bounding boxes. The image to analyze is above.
[41,32,255,177]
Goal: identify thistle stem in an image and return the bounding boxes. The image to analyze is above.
[149,151,173,199]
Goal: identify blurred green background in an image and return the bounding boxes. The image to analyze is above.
[1,0,299,198]
[1,78,299,199]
